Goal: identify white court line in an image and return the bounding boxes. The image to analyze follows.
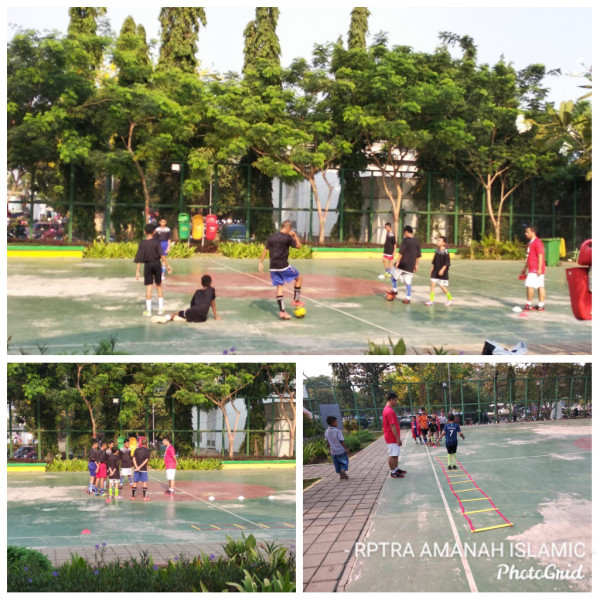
[147,473,266,529]
[213,259,405,337]
[463,449,591,463]
[425,446,478,593]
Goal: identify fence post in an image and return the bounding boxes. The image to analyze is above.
[65,403,70,460]
[368,172,374,243]
[104,175,112,241]
[509,195,514,241]
[531,179,536,227]
[28,167,36,240]
[372,384,380,429]
[481,189,486,239]
[37,396,42,460]
[270,403,275,457]
[454,174,459,246]
[339,168,345,242]
[245,400,250,456]
[278,179,283,229]
[9,401,13,458]
[68,162,75,243]
[352,387,359,424]
[426,172,431,242]
[572,181,578,252]
[171,396,175,446]
[245,164,251,241]
[309,186,313,241]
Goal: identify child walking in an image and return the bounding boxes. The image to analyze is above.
[426,236,453,306]
[324,416,350,480]
[436,413,465,470]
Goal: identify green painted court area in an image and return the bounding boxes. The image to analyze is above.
[344,419,591,593]
[7,256,591,355]
[7,469,295,550]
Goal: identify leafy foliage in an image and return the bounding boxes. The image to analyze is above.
[218,241,312,259]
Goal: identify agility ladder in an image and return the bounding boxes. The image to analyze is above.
[435,457,513,533]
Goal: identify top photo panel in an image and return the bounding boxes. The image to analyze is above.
[7,6,592,356]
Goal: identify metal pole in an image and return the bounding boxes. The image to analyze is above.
[481,189,486,239]
[309,186,313,241]
[339,168,345,242]
[37,396,42,460]
[509,196,514,240]
[454,174,459,246]
[278,179,283,230]
[368,172,374,243]
[65,404,70,459]
[426,172,431,242]
[245,164,251,241]
[9,401,13,458]
[105,175,112,241]
[68,162,75,243]
[245,400,250,456]
[29,167,36,240]
[171,396,175,446]
[178,162,185,214]
[152,403,154,445]
[572,181,577,252]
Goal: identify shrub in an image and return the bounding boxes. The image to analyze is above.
[343,435,361,453]
[354,430,374,444]
[46,458,90,472]
[147,457,222,471]
[218,241,312,259]
[303,413,324,438]
[82,241,196,259]
[303,439,328,464]
[8,546,53,575]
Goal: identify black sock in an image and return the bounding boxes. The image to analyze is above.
[277,296,285,311]
[132,488,136,497]
[143,488,147,498]
[294,287,301,302]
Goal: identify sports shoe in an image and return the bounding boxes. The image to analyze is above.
[384,272,391,278]
[279,311,291,320]
[390,471,404,478]
[157,309,164,315]
[115,495,123,499]
[395,468,407,474]
[163,490,174,495]
[130,497,135,501]
[142,497,151,502]
[291,300,305,307]
[402,299,411,304]
[534,305,545,311]
[523,304,532,311]
[425,300,434,306]
[388,289,398,295]
[143,310,152,317]
[445,300,453,306]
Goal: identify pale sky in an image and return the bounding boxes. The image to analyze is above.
[5,2,594,107]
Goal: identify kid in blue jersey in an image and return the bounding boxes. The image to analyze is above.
[436,413,465,469]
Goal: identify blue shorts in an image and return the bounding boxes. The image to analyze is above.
[160,240,169,255]
[270,266,300,287]
[88,461,97,477]
[133,470,149,483]
[332,452,349,474]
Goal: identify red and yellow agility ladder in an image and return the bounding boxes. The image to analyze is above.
[435,457,513,533]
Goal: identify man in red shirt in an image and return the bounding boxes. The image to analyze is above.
[382,392,407,478]
[162,436,177,495]
[521,225,546,311]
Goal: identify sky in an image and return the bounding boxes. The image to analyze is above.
[5,2,594,107]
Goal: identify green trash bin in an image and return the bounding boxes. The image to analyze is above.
[178,213,190,240]
[542,238,561,267]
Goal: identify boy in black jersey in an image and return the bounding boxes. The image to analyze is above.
[119,439,134,489]
[131,438,151,502]
[258,221,304,320]
[95,441,108,496]
[425,236,453,306]
[87,439,99,494]
[134,223,171,317]
[390,225,421,304]
[153,274,221,324]
[381,222,396,278]
[106,447,122,501]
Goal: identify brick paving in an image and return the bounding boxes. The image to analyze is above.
[303,436,395,592]
[39,538,296,567]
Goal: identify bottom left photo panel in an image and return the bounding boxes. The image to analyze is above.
[6,362,297,593]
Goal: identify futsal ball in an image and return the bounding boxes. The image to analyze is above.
[378,274,385,280]
[512,306,523,313]
[386,291,396,301]
[294,307,307,318]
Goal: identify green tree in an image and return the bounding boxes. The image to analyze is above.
[157,7,207,74]
[114,16,152,87]
[348,7,370,50]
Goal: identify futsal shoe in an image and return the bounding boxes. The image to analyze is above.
[130,497,135,501]
[425,300,434,306]
[157,309,164,315]
[115,495,123,499]
[534,305,545,311]
[385,272,391,278]
[279,311,292,320]
[142,497,151,502]
[523,304,532,311]
[402,299,411,304]
[390,471,404,478]
[291,300,305,307]
[143,310,152,317]
[396,468,407,474]
[445,300,453,306]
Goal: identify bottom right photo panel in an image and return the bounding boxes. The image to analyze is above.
[302,362,591,593]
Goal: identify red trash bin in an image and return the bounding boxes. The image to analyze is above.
[205,214,218,241]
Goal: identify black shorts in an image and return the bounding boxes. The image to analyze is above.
[178,309,207,323]
[144,260,162,286]
[446,444,457,454]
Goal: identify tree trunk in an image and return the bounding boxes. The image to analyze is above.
[219,400,241,460]
[76,365,96,438]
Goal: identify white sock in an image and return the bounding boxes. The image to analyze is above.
[158,297,164,310]
[146,300,152,312]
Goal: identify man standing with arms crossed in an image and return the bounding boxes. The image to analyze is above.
[131,438,151,502]
[382,392,407,478]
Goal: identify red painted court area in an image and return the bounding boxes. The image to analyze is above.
[165,272,384,299]
[573,436,591,450]
[83,480,276,501]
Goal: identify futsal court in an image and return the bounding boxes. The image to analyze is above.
[343,419,591,593]
[7,256,590,355]
[7,469,295,564]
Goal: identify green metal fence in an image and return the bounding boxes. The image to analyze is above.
[305,375,591,430]
[10,164,591,251]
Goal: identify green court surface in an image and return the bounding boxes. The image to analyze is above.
[344,420,591,593]
[7,469,295,549]
[7,257,591,355]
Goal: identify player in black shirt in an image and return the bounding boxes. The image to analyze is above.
[134,223,171,317]
[87,439,99,494]
[119,439,134,489]
[390,225,422,304]
[131,438,151,501]
[106,451,122,500]
[381,222,396,278]
[425,236,453,306]
[152,274,221,324]
[95,441,108,496]
[259,221,304,320]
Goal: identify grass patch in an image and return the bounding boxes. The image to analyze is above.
[303,478,321,489]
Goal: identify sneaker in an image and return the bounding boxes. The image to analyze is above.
[157,309,164,315]
[143,310,152,317]
[115,495,123,499]
[388,289,398,295]
[402,299,411,304]
[291,300,305,307]
[130,497,135,501]
[425,301,434,306]
[523,304,532,311]
[390,471,404,478]
[163,490,173,495]
[534,305,545,311]
[396,469,407,474]
[384,272,391,278]
[279,311,291,320]
[445,300,453,306]
[142,497,151,502]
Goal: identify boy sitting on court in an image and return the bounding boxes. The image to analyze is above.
[152,274,222,324]
[324,415,350,480]
[436,413,465,470]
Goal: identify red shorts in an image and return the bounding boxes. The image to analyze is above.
[96,464,107,478]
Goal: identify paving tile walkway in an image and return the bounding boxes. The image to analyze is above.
[303,436,397,592]
[40,538,296,568]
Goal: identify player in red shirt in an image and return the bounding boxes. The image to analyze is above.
[521,225,546,311]
[382,392,407,478]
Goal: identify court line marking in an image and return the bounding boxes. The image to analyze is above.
[462,449,591,463]
[425,446,478,593]
[147,473,268,529]
[213,259,405,337]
